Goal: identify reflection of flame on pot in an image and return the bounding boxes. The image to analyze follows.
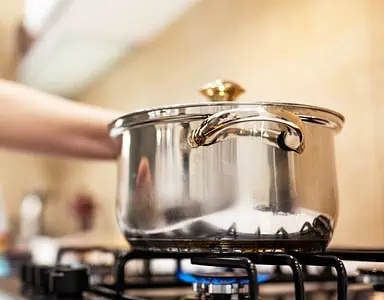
[129,157,163,229]
[135,157,153,188]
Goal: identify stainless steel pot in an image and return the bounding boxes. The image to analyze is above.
[109,80,345,253]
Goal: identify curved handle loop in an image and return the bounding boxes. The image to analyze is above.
[188,107,305,153]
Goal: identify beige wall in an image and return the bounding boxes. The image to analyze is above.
[54,0,384,247]
[0,0,22,78]
[0,1,53,237]
[0,152,53,236]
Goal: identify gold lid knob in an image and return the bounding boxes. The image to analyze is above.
[200,80,245,102]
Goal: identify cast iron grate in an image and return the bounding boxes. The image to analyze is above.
[53,248,384,300]
[85,250,348,300]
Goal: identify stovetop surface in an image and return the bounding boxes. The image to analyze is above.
[0,278,377,300]
[107,283,375,300]
[8,248,384,300]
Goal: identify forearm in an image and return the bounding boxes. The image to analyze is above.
[0,79,122,159]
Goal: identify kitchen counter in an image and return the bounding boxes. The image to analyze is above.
[0,277,24,300]
[0,277,18,290]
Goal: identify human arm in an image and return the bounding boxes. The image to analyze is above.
[0,79,122,159]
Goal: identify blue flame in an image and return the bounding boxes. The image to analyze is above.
[177,272,270,284]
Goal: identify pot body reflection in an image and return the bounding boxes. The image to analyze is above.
[113,102,344,253]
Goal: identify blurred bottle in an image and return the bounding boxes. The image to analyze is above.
[0,186,10,277]
[0,186,9,253]
[70,193,96,232]
[18,190,46,244]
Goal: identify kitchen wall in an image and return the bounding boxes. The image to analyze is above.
[0,0,53,237]
[0,0,22,78]
[53,0,384,247]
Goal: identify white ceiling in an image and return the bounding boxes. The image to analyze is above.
[18,0,200,97]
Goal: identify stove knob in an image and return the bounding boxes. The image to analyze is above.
[25,263,36,288]
[19,263,36,294]
[19,263,30,294]
[49,266,89,297]
[34,265,53,294]
[19,263,28,284]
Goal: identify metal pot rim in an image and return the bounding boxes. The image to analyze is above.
[109,102,345,136]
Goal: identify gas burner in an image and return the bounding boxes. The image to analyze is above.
[181,271,251,284]
[190,272,250,300]
[193,282,249,299]
[358,266,384,291]
[178,270,270,285]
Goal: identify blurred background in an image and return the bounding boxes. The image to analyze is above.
[0,0,383,256]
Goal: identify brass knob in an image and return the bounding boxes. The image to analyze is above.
[200,80,245,102]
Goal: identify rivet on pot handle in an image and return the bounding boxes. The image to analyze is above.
[189,80,305,153]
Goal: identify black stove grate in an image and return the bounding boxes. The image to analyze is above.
[108,250,349,300]
[37,247,384,300]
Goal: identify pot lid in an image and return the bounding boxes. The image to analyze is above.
[109,80,345,136]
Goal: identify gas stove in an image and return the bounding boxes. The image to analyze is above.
[12,247,384,300]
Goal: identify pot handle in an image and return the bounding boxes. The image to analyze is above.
[188,107,305,153]
[189,80,305,153]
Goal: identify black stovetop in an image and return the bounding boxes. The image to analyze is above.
[10,248,384,300]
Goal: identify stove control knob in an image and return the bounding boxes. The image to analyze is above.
[49,265,89,297]
[19,263,30,293]
[25,263,36,287]
[34,265,53,295]
[19,263,36,294]
[19,263,28,284]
